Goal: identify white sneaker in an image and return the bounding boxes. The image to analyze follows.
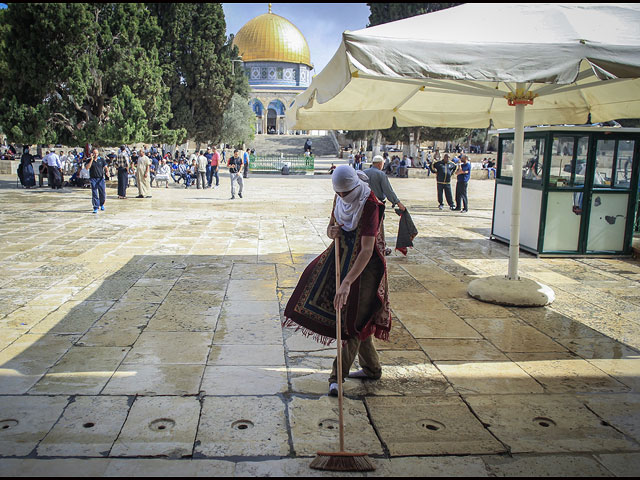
[348,369,370,379]
[329,383,339,396]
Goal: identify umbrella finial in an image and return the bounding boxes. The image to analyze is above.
[268,3,272,14]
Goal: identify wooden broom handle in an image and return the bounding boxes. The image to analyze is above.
[334,237,345,453]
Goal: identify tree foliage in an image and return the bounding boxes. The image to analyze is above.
[367,3,462,27]
[219,93,255,148]
[149,3,242,145]
[0,3,182,147]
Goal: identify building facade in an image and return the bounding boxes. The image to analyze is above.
[233,5,313,135]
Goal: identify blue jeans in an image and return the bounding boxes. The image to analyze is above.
[211,166,219,186]
[206,165,212,187]
[90,177,106,209]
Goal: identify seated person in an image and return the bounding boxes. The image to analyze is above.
[170,160,180,183]
[184,159,196,188]
[353,154,362,171]
[398,157,409,178]
[67,165,80,187]
[128,163,137,187]
[177,159,188,184]
[149,162,156,186]
[391,156,400,176]
[69,163,90,188]
[383,156,392,175]
[487,159,496,179]
[155,160,171,188]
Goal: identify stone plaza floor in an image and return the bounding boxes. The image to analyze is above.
[0,165,639,477]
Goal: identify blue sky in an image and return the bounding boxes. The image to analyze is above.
[222,3,371,74]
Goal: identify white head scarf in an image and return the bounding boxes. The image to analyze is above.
[332,165,371,232]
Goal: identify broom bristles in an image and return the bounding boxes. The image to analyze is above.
[310,451,376,471]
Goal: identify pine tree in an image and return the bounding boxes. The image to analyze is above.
[0,3,182,146]
[149,3,241,147]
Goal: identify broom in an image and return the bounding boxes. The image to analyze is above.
[309,237,376,472]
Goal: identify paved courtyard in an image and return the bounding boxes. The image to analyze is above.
[0,164,639,476]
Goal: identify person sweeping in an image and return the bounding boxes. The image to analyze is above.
[283,165,391,471]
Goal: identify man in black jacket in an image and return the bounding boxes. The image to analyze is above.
[430,153,458,210]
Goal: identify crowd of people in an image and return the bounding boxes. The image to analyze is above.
[344,147,481,213]
[12,140,495,215]
[14,143,255,213]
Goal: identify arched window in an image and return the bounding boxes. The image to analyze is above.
[250,99,264,117]
[267,99,285,116]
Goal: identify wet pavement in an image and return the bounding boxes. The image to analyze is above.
[1,166,639,476]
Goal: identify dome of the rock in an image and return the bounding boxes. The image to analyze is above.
[232,4,315,135]
[233,10,312,68]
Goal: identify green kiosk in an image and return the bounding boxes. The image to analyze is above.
[492,126,640,256]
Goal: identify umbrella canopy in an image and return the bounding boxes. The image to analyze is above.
[287,3,640,130]
[286,3,640,306]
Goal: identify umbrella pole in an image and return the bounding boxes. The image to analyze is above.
[508,91,526,280]
[467,83,555,307]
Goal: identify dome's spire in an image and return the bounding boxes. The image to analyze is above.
[268,3,272,14]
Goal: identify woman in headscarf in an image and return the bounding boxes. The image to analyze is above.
[18,146,36,188]
[284,165,391,396]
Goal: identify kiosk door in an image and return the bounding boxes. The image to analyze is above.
[585,138,635,252]
[543,136,589,253]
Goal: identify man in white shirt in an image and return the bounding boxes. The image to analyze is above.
[78,162,90,187]
[45,150,63,189]
[60,151,70,174]
[155,159,171,188]
[196,150,208,189]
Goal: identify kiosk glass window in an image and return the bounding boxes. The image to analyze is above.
[573,137,589,187]
[522,138,545,183]
[613,140,635,188]
[550,137,574,187]
[499,139,514,178]
[594,140,615,187]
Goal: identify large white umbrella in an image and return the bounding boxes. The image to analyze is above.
[286,3,640,306]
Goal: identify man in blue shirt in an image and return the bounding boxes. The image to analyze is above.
[204,147,214,187]
[243,148,251,178]
[454,154,471,212]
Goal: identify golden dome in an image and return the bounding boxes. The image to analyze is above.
[233,9,312,67]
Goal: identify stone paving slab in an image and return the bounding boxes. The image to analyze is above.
[365,395,505,455]
[110,396,200,457]
[289,396,383,456]
[195,396,289,457]
[29,346,130,395]
[200,365,288,396]
[0,396,70,456]
[37,396,131,457]
[594,453,640,477]
[102,364,205,395]
[464,394,640,454]
[481,454,614,477]
[581,393,640,444]
[507,352,630,394]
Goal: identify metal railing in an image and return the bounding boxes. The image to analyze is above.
[248,154,314,172]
